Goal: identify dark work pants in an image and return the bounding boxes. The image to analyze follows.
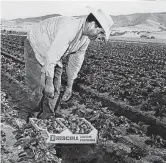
[23,38,63,119]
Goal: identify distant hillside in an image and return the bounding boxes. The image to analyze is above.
[111,12,166,27]
[12,14,61,23]
[1,12,166,33]
[9,12,166,28]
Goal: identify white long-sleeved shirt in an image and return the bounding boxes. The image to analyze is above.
[27,16,90,80]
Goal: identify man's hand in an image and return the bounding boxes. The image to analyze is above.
[44,76,54,98]
[62,87,72,101]
[45,84,54,98]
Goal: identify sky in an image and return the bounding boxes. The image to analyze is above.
[1,0,166,20]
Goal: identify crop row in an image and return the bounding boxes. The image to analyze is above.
[1,34,26,46]
[1,34,166,163]
[1,34,166,118]
[2,53,166,138]
[1,55,25,84]
[77,41,166,113]
[1,34,166,117]
[2,49,166,136]
[1,73,166,163]
[1,34,26,60]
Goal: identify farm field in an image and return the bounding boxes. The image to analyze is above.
[1,34,166,163]
[110,36,166,44]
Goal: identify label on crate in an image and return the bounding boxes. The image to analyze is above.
[30,117,98,144]
[47,133,97,144]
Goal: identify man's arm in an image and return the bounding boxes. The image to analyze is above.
[62,38,90,101]
[45,25,71,78]
[44,25,72,98]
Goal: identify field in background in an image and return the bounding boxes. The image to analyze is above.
[110,36,166,44]
[1,34,166,163]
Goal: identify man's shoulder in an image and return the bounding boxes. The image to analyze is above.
[59,16,85,25]
[44,16,83,22]
[40,16,84,29]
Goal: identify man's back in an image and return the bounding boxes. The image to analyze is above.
[27,16,86,66]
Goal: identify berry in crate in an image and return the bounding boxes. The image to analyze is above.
[32,118,65,134]
[58,116,92,134]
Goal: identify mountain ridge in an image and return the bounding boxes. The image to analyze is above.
[1,12,166,33]
[9,12,166,27]
[12,14,61,23]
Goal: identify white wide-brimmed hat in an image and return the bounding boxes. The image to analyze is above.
[87,6,114,41]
